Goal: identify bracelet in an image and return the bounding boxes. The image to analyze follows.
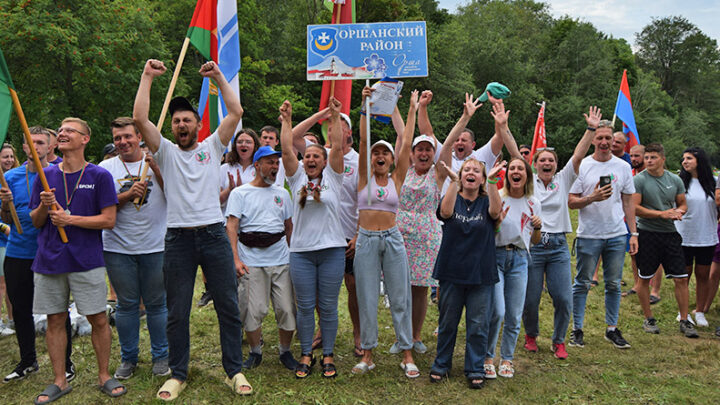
[630,232,639,237]
[533,227,541,230]
[494,226,501,233]
[586,126,596,131]
[487,177,499,184]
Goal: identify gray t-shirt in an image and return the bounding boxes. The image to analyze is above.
[633,170,685,233]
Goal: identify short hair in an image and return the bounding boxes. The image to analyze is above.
[613,131,627,142]
[260,125,279,140]
[644,142,665,157]
[110,117,138,133]
[25,126,52,143]
[460,128,475,142]
[305,132,323,145]
[519,144,531,151]
[61,117,91,137]
[630,144,645,154]
[597,119,614,130]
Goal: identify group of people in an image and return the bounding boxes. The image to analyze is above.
[1,58,719,403]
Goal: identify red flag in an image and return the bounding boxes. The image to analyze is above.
[613,69,639,152]
[319,0,355,130]
[529,102,546,161]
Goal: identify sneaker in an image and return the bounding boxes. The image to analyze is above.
[152,358,171,376]
[483,363,496,379]
[279,351,299,370]
[114,361,136,380]
[605,328,631,349]
[389,342,401,354]
[679,320,699,338]
[498,362,514,378]
[694,312,709,327]
[433,326,438,336]
[413,341,427,354]
[3,362,39,383]
[551,343,568,360]
[642,318,660,334]
[197,291,213,307]
[523,335,538,352]
[568,329,584,348]
[243,352,262,369]
[0,323,15,337]
[65,360,76,382]
[676,312,695,325]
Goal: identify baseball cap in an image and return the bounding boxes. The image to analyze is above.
[253,145,282,163]
[371,140,395,156]
[339,113,352,131]
[102,143,116,156]
[478,82,511,102]
[168,97,199,117]
[412,134,437,150]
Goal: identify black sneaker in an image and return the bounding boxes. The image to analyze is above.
[243,352,262,370]
[568,329,584,348]
[605,328,631,349]
[65,360,76,382]
[679,320,699,338]
[197,291,213,307]
[279,351,299,370]
[3,362,39,383]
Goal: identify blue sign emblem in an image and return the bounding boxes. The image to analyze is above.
[309,26,338,58]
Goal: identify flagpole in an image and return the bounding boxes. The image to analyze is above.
[0,175,22,234]
[134,36,191,205]
[329,2,343,99]
[9,89,67,243]
[365,78,371,206]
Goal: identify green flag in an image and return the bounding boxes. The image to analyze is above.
[0,47,15,146]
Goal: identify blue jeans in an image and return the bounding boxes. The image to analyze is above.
[572,236,626,329]
[524,233,572,344]
[486,247,529,361]
[354,227,412,351]
[289,247,345,355]
[104,251,168,364]
[163,223,243,381]
[432,280,493,379]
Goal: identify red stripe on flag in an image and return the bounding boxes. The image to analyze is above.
[530,103,546,161]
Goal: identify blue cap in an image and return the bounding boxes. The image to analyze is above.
[253,145,281,163]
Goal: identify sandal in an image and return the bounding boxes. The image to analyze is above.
[295,354,315,379]
[156,378,186,401]
[225,372,253,395]
[483,363,497,379]
[498,362,514,378]
[400,361,420,379]
[468,377,485,389]
[99,378,126,398]
[34,384,72,405]
[353,346,364,357]
[429,370,447,383]
[321,354,337,378]
[622,289,637,297]
[351,361,375,375]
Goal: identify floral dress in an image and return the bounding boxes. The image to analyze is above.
[397,165,441,287]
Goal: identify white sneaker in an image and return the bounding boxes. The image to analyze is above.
[694,312,709,327]
[676,312,695,325]
[0,323,15,337]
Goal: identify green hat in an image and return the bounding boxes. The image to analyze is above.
[478,82,511,102]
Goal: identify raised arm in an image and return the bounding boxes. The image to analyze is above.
[133,59,167,153]
[573,106,602,173]
[439,161,459,219]
[200,62,243,147]
[417,90,434,137]
[392,105,405,166]
[358,86,374,191]
[292,108,331,154]
[439,93,483,168]
[392,90,419,191]
[487,161,506,219]
[327,97,344,174]
[279,100,298,177]
[491,100,520,159]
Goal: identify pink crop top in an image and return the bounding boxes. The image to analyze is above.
[358,176,399,213]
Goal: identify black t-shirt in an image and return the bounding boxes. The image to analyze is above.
[433,194,499,285]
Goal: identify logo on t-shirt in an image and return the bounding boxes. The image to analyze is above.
[521,212,531,232]
[77,184,95,189]
[195,151,210,164]
[118,175,153,208]
[376,187,387,201]
[344,165,354,176]
[274,195,283,207]
[548,182,558,191]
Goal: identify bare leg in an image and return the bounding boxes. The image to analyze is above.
[650,265,663,298]
[401,349,418,376]
[85,312,122,394]
[37,313,69,404]
[246,328,262,349]
[411,286,428,342]
[636,278,653,319]
[630,256,639,292]
[693,264,710,313]
[278,329,294,348]
[673,277,690,321]
[703,261,720,313]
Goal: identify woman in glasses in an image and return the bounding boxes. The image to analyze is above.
[521,107,600,360]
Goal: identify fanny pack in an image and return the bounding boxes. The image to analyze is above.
[238,231,286,248]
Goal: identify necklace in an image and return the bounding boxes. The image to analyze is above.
[120,154,144,180]
[61,162,88,215]
[25,165,31,198]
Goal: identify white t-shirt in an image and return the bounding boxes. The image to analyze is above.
[495,194,541,251]
[286,164,347,252]
[155,133,226,227]
[569,155,635,239]
[100,156,167,254]
[220,162,256,215]
[676,177,718,246]
[226,184,292,266]
[441,141,498,195]
[533,160,577,233]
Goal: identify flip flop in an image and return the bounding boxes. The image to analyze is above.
[99,378,126,398]
[400,362,420,379]
[351,361,375,375]
[225,372,253,396]
[649,295,661,305]
[622,289,637,297]
[34,384,72,405]
[353,346,364,357]
[157,378,186,401]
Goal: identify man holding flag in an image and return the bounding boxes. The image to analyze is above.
[133,59,250,399]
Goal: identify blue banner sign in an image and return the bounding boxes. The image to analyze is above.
[307,21,428,80]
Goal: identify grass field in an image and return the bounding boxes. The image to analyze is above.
[2,220,720,404]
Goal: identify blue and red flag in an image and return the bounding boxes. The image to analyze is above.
[613,69,639,152]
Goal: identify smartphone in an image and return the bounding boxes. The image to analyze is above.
[599,175,611,188]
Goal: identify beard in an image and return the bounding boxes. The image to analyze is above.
[176,131,198,150]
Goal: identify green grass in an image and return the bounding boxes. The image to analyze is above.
[2,214,720,404]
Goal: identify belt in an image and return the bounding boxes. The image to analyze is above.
[498,244,521,251]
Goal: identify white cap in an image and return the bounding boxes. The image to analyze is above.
[339,113,352,131]
[371,140,395,156]
[412,134,436,149]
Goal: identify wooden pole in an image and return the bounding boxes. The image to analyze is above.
[9,88,67,243]
[0,175,22,234]
[329,3,342,99]
[134,36,191,205]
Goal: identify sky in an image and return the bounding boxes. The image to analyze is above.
[435,0,720,45]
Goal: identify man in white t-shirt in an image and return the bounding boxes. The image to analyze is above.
[259,125,286,185]
[99,117,169,380]
[291,108,362,355]
[568,119,637,350]
[133,59,252,398]
[226,146,297,371]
